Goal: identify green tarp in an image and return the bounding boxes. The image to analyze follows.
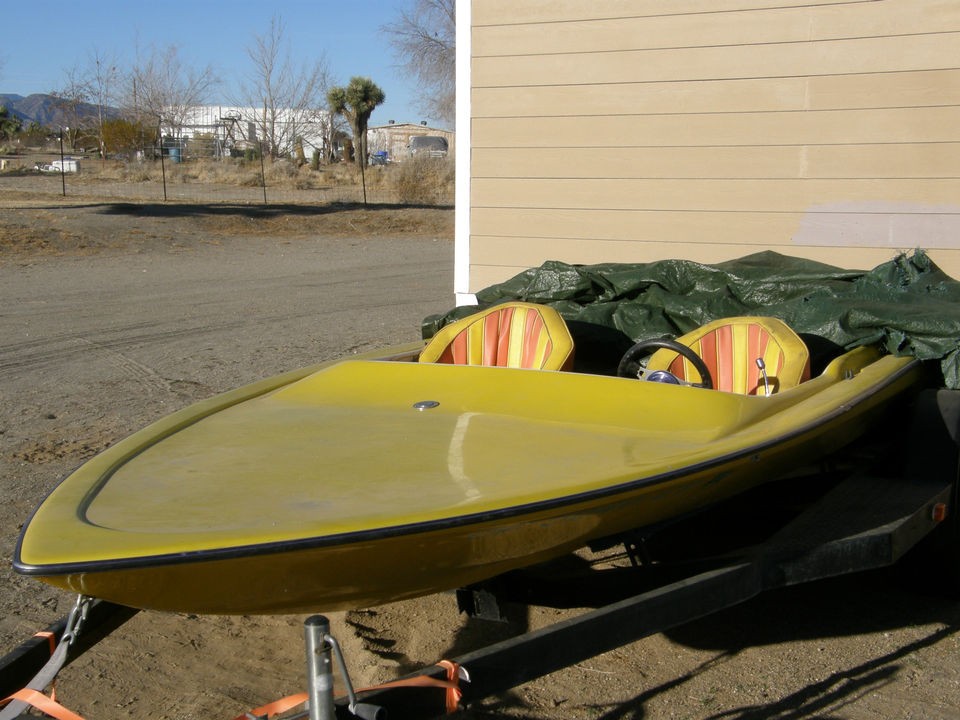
[423,250,960,388]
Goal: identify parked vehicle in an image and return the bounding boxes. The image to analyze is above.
[37,158,79,173]
[408,135,448,158]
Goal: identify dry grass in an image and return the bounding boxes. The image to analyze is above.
[2,155,455,206]
[393,156,456,205]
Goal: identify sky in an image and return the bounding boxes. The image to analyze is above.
[0,0,444,129]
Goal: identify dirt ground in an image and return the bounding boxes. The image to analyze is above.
[0,179,958,720]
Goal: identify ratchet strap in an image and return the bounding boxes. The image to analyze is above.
[236,692,308,720]
[1,689,86,720]
[0,596,92,720]
[358,659,465,714]
[233,660,466,719]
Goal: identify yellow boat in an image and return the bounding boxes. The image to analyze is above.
[13,304,922,614]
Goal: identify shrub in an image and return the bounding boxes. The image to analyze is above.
[392,156,455,205]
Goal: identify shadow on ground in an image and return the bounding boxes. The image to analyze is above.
[96,201,453,219]
[456,564,959,719]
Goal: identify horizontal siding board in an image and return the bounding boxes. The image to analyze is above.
[472,177,960,212]
[472,69,960,117]
[473,209,804,245]
[471,79,810,118]
[473,0,864,26]
[471,236,904,266]
[805,143,960,179]
[472,144,960,180]
[473,32,960,87]
[472,107,960,148]
[808,68,960,112]
[475,2,960,57]
[473,147,801,179]
[471,208,960,250]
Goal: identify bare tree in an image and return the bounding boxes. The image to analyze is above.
[235,15,332,160]
[87,50,120,158]
[50,68,93,149]
[125,44,219,145]
[51,51,119,156]
[383,0,456,125]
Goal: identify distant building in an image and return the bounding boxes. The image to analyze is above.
[367,122,455,163]
[160,105,331,160]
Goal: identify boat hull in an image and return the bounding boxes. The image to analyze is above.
[14,345,922,614]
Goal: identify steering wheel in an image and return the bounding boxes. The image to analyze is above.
[616,338,714,389]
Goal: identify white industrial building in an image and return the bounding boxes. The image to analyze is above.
[160,105,331,160]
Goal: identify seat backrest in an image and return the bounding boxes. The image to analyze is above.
[646,316,810,394]
[419,302,575,371]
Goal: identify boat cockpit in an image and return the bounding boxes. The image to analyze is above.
[416,301,813,397]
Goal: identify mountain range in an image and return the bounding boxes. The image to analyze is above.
[0,93,114,128]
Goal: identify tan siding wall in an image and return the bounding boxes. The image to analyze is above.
[468,0,960,289]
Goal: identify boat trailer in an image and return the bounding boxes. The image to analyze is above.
[3,389,958,719]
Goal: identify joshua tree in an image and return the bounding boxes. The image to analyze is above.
[327,77,385,168]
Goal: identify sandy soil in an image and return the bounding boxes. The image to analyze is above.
[0,180,958,720]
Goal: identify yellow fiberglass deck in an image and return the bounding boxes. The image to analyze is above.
[13,339,921,615]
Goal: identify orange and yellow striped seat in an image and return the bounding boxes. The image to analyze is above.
[419,302,575,371]
[646,316,810,395]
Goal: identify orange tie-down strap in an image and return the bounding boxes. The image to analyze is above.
[233,660,465,720]
[0,632,76,719]
[1,688,86,720]
[359,660,464,715]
